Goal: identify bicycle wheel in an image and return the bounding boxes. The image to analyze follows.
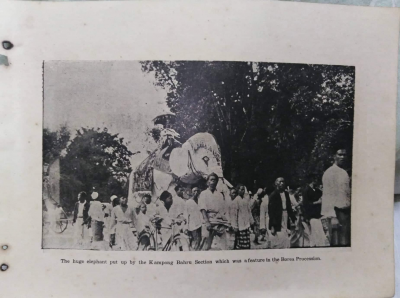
[51,210,68,234]
[170,235,188,251]
[54,219,68,234]
[59,210,69,233]
[137,232,155,251]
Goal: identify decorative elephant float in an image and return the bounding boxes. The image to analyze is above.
[127,132,231,206]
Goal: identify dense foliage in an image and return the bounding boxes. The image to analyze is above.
[44,127,133,210]
[43,125,70,165]
[141,61,354,189]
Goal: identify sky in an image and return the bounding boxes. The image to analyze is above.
[44,61,170,167]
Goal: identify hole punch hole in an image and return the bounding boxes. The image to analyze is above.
[2,41,13,50]
[1,264,8,271]
[2,245,8,250]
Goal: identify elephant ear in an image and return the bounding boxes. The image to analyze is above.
[169,147,189,178]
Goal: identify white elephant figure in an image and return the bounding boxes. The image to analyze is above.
[169,132,223,184]
[128,132,232,206]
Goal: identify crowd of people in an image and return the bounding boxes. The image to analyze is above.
[67,147,351,251]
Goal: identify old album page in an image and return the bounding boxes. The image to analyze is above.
[0,1,399,298]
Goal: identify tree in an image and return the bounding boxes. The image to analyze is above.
[141,61,354,189]
[43,125,71,165]
[60,127,133,210]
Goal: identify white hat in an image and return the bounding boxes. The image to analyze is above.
[91,192,99,200]
[110,195,118,202]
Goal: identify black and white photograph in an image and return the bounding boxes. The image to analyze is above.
[42,60,354,251]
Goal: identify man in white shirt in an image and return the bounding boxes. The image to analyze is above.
[142,193,157,218]
[259,190,270,243]
[88,192,111,250]
[73,192,88,248]
[110,196,137,251]
[185,187,203,250]
[136,203,152,250]
[227,188,238,226]
[102,195,116,245]
[88,192,105,241]
[321,148,351,246]
[231,184,254,249]
[198,173,229,250]
[173,185,187,217]
[156,191,189,250]
[109,195,119,247]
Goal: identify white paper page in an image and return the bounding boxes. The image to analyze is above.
[0,1,398,298]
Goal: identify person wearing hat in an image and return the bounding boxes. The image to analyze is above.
[88,192,105,243]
